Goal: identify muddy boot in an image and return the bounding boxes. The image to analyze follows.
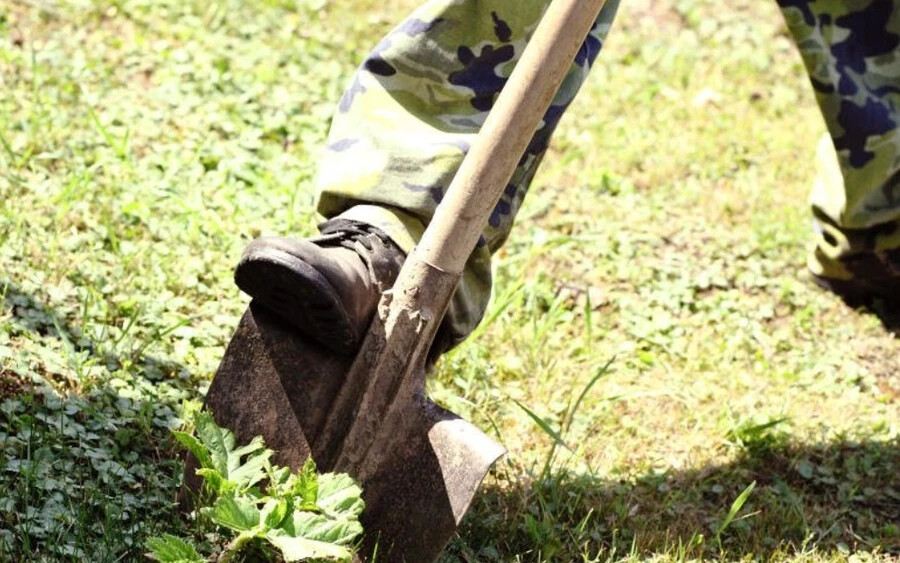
[234,220,405,355]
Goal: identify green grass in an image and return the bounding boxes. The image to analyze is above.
[1,0,898,561]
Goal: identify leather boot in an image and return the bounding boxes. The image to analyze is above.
[234,220,405,355]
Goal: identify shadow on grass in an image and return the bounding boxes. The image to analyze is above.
[864,308,898,338]
[0,281,198,561]
[821,284,900,338]
[449,438,900,561]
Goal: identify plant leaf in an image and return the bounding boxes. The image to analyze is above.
[190,412,270,493]
[228,444,271,492]
[267,464,291,493]
[195,468,234,496]
[295,458,319,511]
[316,473,364,518]
[261,498,289,530]
[513,399,572,453]
[230,529,263,553]
[266,529,352,562]
[204,495,261,533]
[716,481,757,543]
[172,430,213,471]
[192,411,235,475]
[145,534,204,563]
[564,356,615,435]
[229,435,266,472]
[281,512,363,547]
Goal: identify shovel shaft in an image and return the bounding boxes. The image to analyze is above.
[416,0,608,274]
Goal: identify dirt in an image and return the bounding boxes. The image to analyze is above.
[0,368,29,399]
[856,339,900,403]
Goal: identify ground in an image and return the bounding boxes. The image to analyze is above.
[0,0,897,561]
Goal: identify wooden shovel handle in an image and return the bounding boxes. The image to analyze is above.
[416,0,608,274]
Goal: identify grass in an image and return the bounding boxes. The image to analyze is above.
[1,0,898,561]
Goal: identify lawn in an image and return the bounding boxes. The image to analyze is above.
[1,0,898,561]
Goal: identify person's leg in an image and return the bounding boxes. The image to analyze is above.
[777,0,900,303]
[239,0,621,354]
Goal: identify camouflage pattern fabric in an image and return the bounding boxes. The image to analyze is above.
[778,0,900,282]
[316,0,900,346]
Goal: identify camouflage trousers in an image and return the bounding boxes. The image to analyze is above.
[316,0,900,346]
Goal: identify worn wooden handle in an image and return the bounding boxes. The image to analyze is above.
[415,0,608,274]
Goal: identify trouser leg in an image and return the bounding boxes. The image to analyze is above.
[778,0,900,283]
[315,0,621,349]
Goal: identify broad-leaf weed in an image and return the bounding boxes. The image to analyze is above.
[148,412,364,562]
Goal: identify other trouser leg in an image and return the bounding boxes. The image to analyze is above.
[778,0,900,287]
[315,0,621,350]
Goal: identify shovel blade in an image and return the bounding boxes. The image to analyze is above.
[193,305,504,562]
[355,394,504,561]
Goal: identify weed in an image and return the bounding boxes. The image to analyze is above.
[148,411,364,562]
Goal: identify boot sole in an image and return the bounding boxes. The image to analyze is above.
[235,245,359,355]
